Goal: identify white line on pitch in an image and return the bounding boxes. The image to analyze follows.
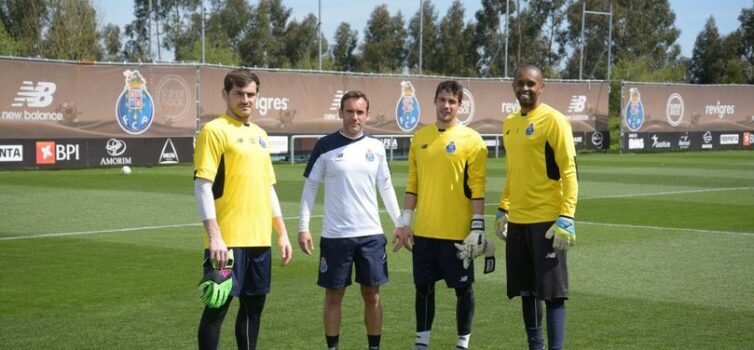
[2,186,752,241]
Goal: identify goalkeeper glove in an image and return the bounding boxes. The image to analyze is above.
[198,251,234,308]
[495,209,508,241]
[454,216,487,270]
[482,239,496,274]
[545,216,576,251]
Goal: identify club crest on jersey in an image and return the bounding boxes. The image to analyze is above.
[446,141,457,154]
[526,123,535,136]
[258,136,266,149]
[116,69,154,135]
[365,149,375,162]
[395,81,421,132]
[319,257,328,273]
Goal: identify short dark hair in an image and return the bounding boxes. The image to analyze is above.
[339,90,370,111]
[224,68,260,93]
[434,80,463,103]
[513,64,543,79]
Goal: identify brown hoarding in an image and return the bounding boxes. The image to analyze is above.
[199,67,609,135]
[0,59,197,139]
[622,83,754,133]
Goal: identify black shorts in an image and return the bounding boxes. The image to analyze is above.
[203,247,271,297]
[317,235,388,289]
[412,236,474,288]
[505,222,569,300]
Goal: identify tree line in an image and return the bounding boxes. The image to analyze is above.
[1,0,753,84]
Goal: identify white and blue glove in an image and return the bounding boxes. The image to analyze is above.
[455,216,487,269]
[545,216,576,251]
[495,209,508,241]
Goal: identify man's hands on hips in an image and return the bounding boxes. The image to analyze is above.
[545,216,576,251]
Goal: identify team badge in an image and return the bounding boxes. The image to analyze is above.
[319,257,328,273]
[625,87,645,132]
[365,149,375,162]
[258,136,266,149]
[395,81,420,132]
[526,123,535,136]
[446,141,456,154]
[116,69,154,135]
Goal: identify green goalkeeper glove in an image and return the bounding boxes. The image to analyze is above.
[198,251,234,308]
[495,209,508,241]
[545,216,576,251]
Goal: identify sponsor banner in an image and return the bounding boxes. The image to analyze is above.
[0,138,194,169]
[621,131,751,152]
[0,60,197,139]
[744,132,752,147]
[199,67,609,135]
[621,83,754,133]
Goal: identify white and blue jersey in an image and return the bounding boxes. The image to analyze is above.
[299,131,400,239]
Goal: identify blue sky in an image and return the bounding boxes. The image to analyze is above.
[96,0,751,59]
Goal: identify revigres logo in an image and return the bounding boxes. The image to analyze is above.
[0,145,23,162]
[705,101,735,119]
[1,81,64,122]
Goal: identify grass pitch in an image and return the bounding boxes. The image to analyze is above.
[1,150,752,349]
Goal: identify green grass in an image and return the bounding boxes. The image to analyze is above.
[1,150,753,349]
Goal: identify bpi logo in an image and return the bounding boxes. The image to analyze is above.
[116,69,154,135]
[12,81,57,108]
[625,88,644,132]
[35,141,79,165]
[395,81,420,132]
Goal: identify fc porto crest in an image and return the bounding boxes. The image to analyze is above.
[625,87,645,132]
[365,149,375,162]
[395,81,421,132]
[526,123,535,136]
[116,70,154,135]
[446,141,457,154]
[258,136,266,149]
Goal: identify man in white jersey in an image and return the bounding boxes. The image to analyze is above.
[298,90,401,350]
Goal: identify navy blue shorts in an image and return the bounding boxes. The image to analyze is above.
[203,247,271,297]
[412,236,474,288]
[318,234,388,289]
[505,222,569,300]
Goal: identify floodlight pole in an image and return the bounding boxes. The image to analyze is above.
[419,0,423,75]
[580,3,613,80]
[318,0,322,70]
[504,0,509,77]
[201,1,205,63]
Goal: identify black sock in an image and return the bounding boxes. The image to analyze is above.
[235,295,266,350]
[415,283,435,332]
[455,285,474,336]
[198,296,232,350]
[368,334,381,349]
[522,296,544,350]
[326,334,339,349]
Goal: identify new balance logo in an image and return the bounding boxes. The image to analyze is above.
[567,95,586,113]
[546,252,557,259]
[329,90,346,111]
[12,81,57,108]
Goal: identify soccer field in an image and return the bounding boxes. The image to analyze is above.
[1,150,753,349]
